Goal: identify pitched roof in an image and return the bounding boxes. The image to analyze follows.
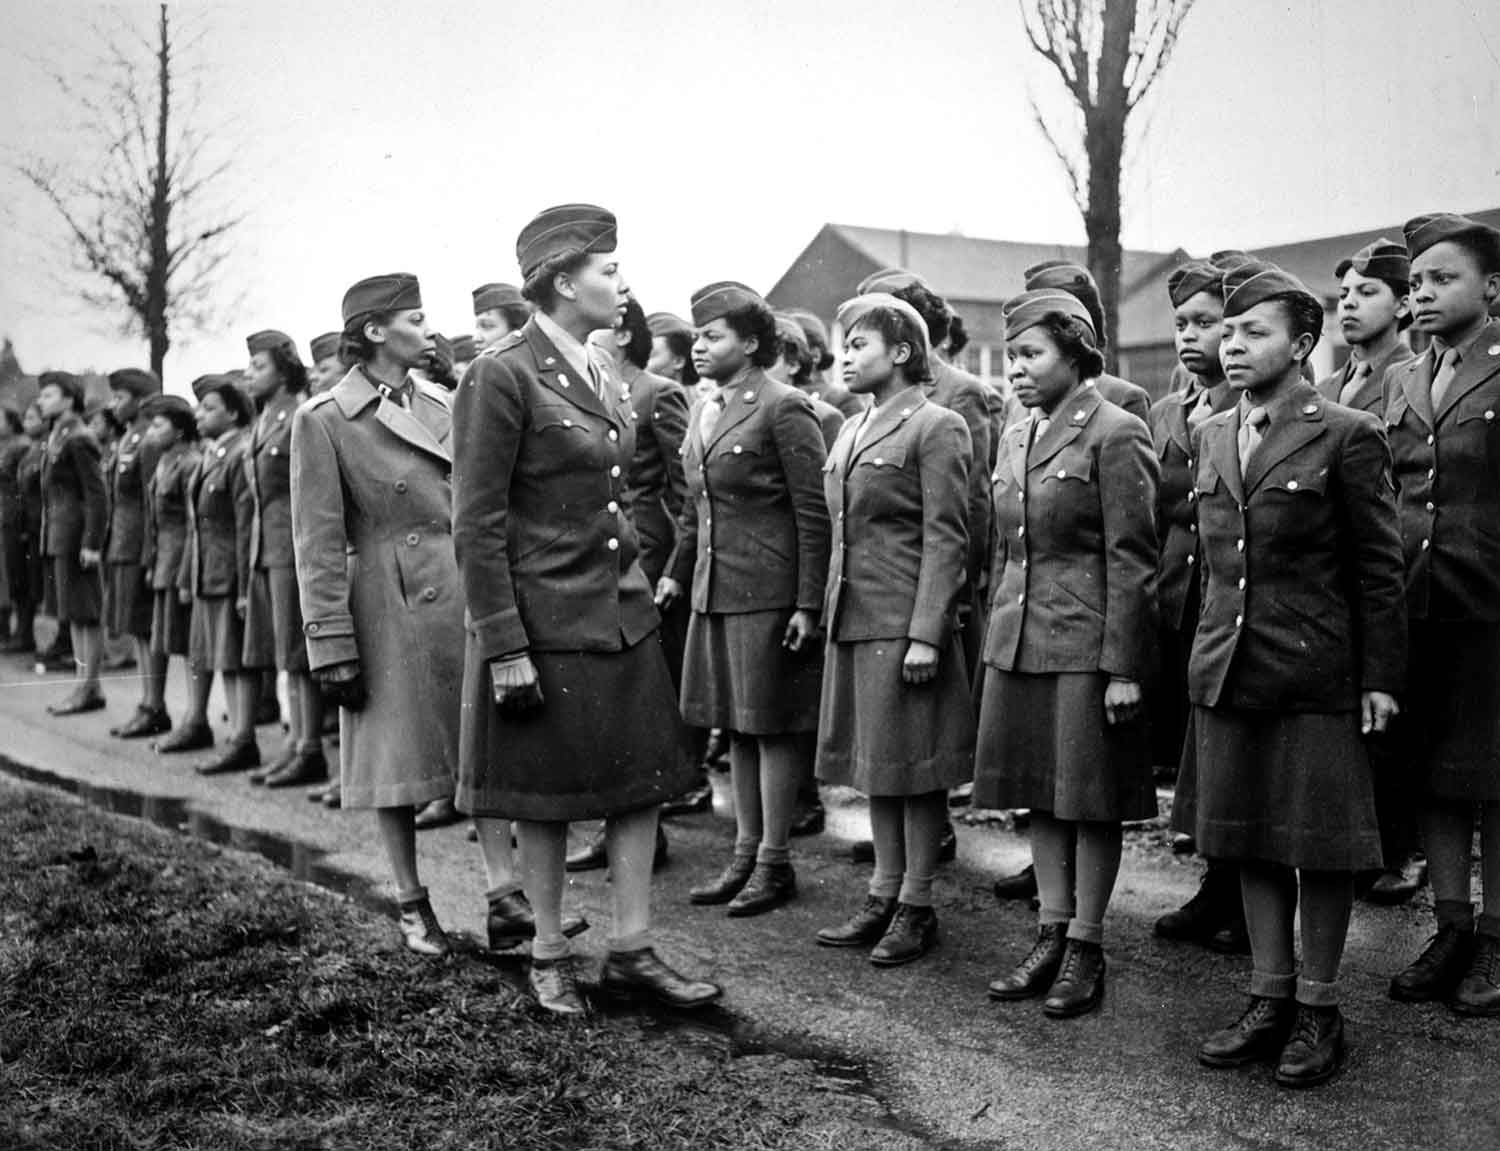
[825,223,1186,306]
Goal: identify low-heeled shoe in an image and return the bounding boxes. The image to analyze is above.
[398,897,451,958]
[1198,996,1295,1068]
[112,705,171,739]
[413,796,463,830]
[600,947,721,1009]
[529,957,586,1016]
[486,891,590,951]
[155,722,214,754]
[988,923,1066,1001]
[47,688,105,716]
[265,750,330,789]
[1390,925,1475,1002]
[195,739,261,776]
[689,854,757,905]
[992,864,1038,902]
[817,895,898,948]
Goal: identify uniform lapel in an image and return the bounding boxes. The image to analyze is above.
[376,388,450,465]
[523,320,615,424]
[848,387,923,465]
[1244,385,1326,495]
[1401,350,1436,429]
[1027,386,1098,472]
[1164,390,1193,457]
[1204,410,1245,505]
[1435,320,1500,424]
[705,372,762,454]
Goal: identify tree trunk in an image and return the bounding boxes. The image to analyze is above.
[1082,0,1137,375]
[147,3,172,382]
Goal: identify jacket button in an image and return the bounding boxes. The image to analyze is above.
[607,538,619,551]
[1186,554,1195,565]
[422,587,437,601]
[1186,491,1195,502]
[607,500,619,513]
[1421,538,1430,550]
[1234,614,1244,627]
[1236,539,1244,552]
[1426,434,1434,446]
[1286,479,1298,490]
[1237,577,1246,589]
[1017,526,1025,539]
[1018,592,1026,604]
[307,622,320,633]
[406,532,420,546]
[733,445,743,454]
[395,480,408,493]
[1427,469,1435,480]
[563,418,574,428]
[1189,523,1198,534]
[1425,501,1434,512]
[1056,469,1066,479]
[608,429,618,442]
[610,465,621,477]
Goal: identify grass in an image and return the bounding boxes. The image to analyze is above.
[0,786,922,1151]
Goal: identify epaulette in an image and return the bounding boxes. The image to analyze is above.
[303,391,336,410]
[480,330,527,357]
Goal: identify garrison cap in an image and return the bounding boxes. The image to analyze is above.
[1403,212,1500,261]
[774,314,811,359]
[1167,259,1225,307]
[341,273,422,326]
[190,372,227,400]
[1023,260,1104,341]
[689,281,764,327]
[37,370,86,404]
[309,332,341,362]
[785,309,834,370]
[1209,249,1254,271]
[857,267,926,295]
[1221,260,1320,318]
[646,311,692,339]
[1002,289,1096,341]
[834,293,934,378]
[246,329,296,356]
[516,204,617,279]
[472,282,525,314]
[450,334,477,362]
[141,393,195,429]
[1335,238,1410,283]
[107,367,161,397]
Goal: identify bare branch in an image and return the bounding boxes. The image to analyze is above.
[1027,92,1088,215]
[1126,0,1198,107]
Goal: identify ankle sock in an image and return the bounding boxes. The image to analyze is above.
[1038,905,1074,927]
[756,843,790,867]
[1066,918,1104,945]
[396,884,427,907]
[869,871,902,900]
[1249,969,1296,999]
[897,872,935,908]
[485,881,523,904]
[1296,977,1339,1008]
[607,929,651,954]
[532,934,572,961]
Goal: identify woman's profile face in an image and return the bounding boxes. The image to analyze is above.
[146,413,180,446]
[474,308,513,349]
[691,318,752,382]
[841,324,905,395]
[195,391,233,439]
[564,255,629,331]
[375,309,435,370]
[245,349,283,401]
[22,404,44,436]
[1005,327,1077,411]
[647,335,682,381]
[1220,301,1299,392]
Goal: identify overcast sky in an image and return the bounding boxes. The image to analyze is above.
[2,0,1496,392]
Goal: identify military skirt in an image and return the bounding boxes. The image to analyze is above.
[1173,706,1380,871]
[974,669,1155,822]
[243,565,310,672]
[150,589,191,656]
[104,561,153,639]
[1404,621,1500,801]
[816,635,976,796]
[46,552,102,626]
[188,594,260,672]
[680,608,822,735]
[456,632,695,822]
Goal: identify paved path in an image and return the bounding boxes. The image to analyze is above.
[2,652,1496,1150]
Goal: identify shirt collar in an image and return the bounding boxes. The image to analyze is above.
[535,311,594,385]
[1434,324,1487,364]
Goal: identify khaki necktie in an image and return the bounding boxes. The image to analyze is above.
[699,392,726,443]
[1186,389,1214,431]
[1238,405,1269,479]
[1337,361,1372,407]
[1028,414,1051,460]
[853,408,877,448]
[1430,347,1459,413]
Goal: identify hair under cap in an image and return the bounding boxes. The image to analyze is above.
[1335,238,1410,283]
[774,314,810,359]
[107,367,161,397]
[472,282,525,314]
[856,267,927,296]
[198,376,254,424]
[309,332,341,362]
[141,393,194,426]
[689,281,764,327]
[515,203,617,279]
[1002,289,1096,341]
[1402,212,1500,260]
[341,274,421,326]
[646,311,692,339]
[38,370,86,404]
[1221,260,1321,319]
[246,329,296,356]
[1167,259,1225,307]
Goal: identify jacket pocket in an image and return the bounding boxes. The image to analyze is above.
[1038,450,1094,485]
[855,445,908,470]
[1263,465,1329,496]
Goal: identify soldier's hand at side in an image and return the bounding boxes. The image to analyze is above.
[902,640,940,685]
[79,548,101,570]
[1104,677,1142,726]
[178,588,192,606]
[655,577,683,610]
[491,653,544,715]
[315,660,368,711]
[1362,690,1399,735]
[782,610,818,654]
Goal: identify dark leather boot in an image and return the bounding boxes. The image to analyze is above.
[264,750,330,789]
[413,796,462,830]
[195,739,260,776]
[1198,996,1295,1068]
[727,861,796,917]
[1389,925,1475,1002]
[816,895,898,948]
[486,891,589,951]
[789,796,826,837]
[1042,939,1106,1018]
[112,705,171,739]
[1363,855,1427,906]
[992,863,1038,902]
[870,903,938,967]
[661,778,713,817]
[689,854,756,905]
[1450,933,1500,1017]
[529,957,586,1016]
[398,897,451,958]
[988,922,1067,1001]
[1155,863,1239,942]
[249,748,296,785]
[1275,1004,1344,1088]
[155,721,214,754]
[600,947,721,1009]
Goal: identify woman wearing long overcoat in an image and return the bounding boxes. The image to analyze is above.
[1179,262,1404,1088]
[814,294,973,967]
[978,290,1159,1020]
[452,205,717,1015]
[658,281,831,919]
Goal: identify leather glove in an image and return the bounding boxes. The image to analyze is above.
[315,660,368,711]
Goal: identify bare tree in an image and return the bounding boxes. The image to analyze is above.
[15,4,240,383]
[1020,0,1198,370]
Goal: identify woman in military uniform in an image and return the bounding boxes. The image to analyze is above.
[645,311,701,395]
[454,206,719,1015]
[0,405,35,653]
[978,291,1159,1020]
[658,281,830,920]
[1384,214,1500,1018]
[814,294,973,967]
[102,368,168,737]
[472,283,531,353]
[241,330,326,790]
[37,372,108,716]
[1180,262,1404,1088]
[183,377,266,775]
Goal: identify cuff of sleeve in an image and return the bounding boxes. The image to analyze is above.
[472,607,529,663]
[668,548,695,589]
[304,614,358,670]
[907,617,951,649]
